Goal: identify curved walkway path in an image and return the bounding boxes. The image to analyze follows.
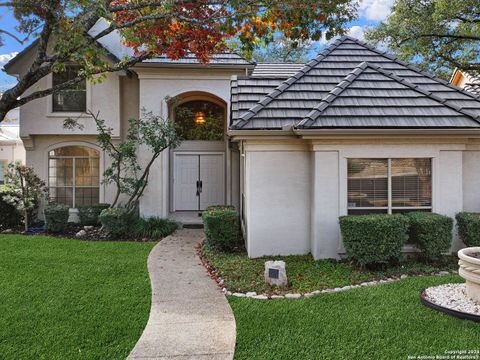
[128,228,236,360]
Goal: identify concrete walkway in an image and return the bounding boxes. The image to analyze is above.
[128,228,236,360]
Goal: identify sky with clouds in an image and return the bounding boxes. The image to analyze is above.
[0,0,394,91]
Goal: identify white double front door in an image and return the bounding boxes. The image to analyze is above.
[173,153,225,211]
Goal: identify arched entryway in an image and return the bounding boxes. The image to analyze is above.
[169,92,227,212]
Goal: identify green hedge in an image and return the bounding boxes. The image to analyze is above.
[202,207,240,251]
[456,212,480,247]
[406,212,453,260]
[99,207,132,236]
[132,217,178,239]
[78,203,110,226]
[44,204,70,233]
[339,214,409,267]
[0,185,22,229]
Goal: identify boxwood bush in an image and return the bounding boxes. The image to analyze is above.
[456,212,480,247]
[78,203,110,226]
[406,212,453,260]
[44,204,70,233]
[0,185,22,229]
[339,214,409,267]
[99,207,132,236]
[202,206,240,251]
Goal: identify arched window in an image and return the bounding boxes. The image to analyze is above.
[174,100,225,141]
[48,146,100,207]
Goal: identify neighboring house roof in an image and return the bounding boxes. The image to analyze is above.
[0,124,20,143]
[450,69,480,96]
[231,36,480,130]
[297,62,480,128]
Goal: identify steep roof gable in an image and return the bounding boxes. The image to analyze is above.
[297,62,480,128]
[232,36,480,130]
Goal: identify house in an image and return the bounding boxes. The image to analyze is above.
[0,101,25,184]
[450,69,480,96]
[4,30,480,259]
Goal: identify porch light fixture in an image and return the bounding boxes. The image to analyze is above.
[194,111,206,125]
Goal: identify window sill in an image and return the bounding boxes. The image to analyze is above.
[47,112,90,119]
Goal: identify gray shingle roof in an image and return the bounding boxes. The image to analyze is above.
[251,63,305,77]
[231,36,480,130]
[297,62,480,128]
[144,52,254,66]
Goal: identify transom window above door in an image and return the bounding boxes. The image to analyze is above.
[347,158,432,215]
[48,146,100,208]
[174,100,225,141]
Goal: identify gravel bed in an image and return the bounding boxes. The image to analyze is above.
[424,283,480,315]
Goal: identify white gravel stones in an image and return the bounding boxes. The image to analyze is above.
[270,295,285,299]
[424,283,480,315]
[285,293,301,299]
[437,271,450,276]
[232,292,246,297]
[252,295,269,300]
[245,292,257,298]
[75,230,86,238]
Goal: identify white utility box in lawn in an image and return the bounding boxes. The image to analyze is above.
[264,260,287,286]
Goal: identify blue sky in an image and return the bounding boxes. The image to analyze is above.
[0,0,393,91]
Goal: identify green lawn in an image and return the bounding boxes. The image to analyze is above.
[203,245,457,294]
[0,235,155,360]
[230,275,479,360]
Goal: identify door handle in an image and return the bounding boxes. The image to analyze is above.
[196,180,200,196]
[199,180,203,193]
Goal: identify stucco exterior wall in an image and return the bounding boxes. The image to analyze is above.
[136,67,245,217]
[244,142,311,258]
[463,151,480,214]
[242,139,474,259]
[19,72,121,140]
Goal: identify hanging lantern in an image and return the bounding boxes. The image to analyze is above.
[194,111,206,125]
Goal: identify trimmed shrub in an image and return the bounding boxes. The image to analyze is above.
[99,207,132,236]
[202,207,240,251]
[406,212,453,260]
[44,204,70,233]
[133,217,178,239]
[456,212,480,247]
[205,205,235,211]
[78,203,110,226]
[0,185,22,229]
[339,214,409,267]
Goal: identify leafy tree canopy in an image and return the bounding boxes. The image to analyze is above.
[366,0,480,79]
[0,0,358,121]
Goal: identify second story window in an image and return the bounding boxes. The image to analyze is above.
[52,66,86,113]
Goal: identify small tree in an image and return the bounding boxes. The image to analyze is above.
[65,110,180,214]
[3,162,47,232]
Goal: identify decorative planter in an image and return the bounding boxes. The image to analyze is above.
[458,247,480,304]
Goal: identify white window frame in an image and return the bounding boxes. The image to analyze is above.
[48,149,100,208]
[347,158,433,215]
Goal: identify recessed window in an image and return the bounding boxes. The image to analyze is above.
[52,66,86,112]
[48,146,100,207]
[347,158,432,215]
[174,100,225,141]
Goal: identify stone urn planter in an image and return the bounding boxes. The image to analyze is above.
[458,247,480,304]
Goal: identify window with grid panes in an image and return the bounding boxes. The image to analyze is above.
[48,146,99,207]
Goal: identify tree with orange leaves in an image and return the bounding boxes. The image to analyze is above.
[0,0,358,122]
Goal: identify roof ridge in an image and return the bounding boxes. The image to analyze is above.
[231,36,351,129]
[341,36,480,101]
[297,62,480,129]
